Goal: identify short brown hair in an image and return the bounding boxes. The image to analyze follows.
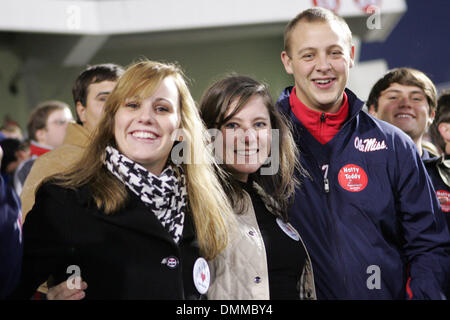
[72,63,124,124]
[27,100,70,141]
[367,67,437,114]
[284,7,352,56]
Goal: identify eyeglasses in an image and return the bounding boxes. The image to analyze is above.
[48,119,74,126]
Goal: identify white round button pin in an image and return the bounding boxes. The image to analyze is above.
[193,257,210,294]
[276,218,300,241]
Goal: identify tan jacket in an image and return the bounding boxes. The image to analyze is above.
[20,123,91,221]
[207,182,316,300]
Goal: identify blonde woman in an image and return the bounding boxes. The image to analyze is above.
[10,60,234,300]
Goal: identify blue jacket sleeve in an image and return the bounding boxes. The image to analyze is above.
[395,139,450,299]
[0,175,23,299]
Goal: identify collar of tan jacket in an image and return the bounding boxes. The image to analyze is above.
[63,123,91,148]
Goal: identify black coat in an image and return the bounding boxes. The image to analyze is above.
[11,182,204,300]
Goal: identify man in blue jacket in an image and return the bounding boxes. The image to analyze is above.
[278,7,450,299]
[0,145,23,299]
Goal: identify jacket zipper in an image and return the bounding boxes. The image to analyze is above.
[320,112,326,146]
[323,163,347,297]
[320,112,326,122]
[320,113,328,191]
[324,178,330,193]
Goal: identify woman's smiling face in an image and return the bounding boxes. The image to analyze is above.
[219,95,272,182]
[114,76,181,175]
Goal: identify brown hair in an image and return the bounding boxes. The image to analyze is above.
[43,59,235,260]
[27,100,70,141]
[199,74,303,221]
[72,63,124,124]
[430,90,450,152]
[284,7,352,57]
[367,67,437,114]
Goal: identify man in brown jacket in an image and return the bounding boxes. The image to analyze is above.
[20,64,124,220]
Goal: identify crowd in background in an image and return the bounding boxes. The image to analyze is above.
[1,7,449,301]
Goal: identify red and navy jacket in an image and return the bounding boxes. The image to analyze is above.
[277,87,450,300]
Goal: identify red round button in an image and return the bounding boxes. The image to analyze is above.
[436,190,450,212]
[338,164,368,192]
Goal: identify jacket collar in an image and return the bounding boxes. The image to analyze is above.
[63,123,91,148]
[30,140,52,156]
[277,87,365,157]
[277,86,364,124]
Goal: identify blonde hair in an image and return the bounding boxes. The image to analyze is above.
[43,60,235,260]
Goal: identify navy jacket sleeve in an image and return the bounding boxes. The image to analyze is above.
[393,136,450,299]
[0,175,23,299]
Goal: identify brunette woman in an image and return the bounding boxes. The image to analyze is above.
[200,75,316,300]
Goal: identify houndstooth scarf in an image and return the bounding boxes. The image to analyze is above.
[104,146,187,243]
